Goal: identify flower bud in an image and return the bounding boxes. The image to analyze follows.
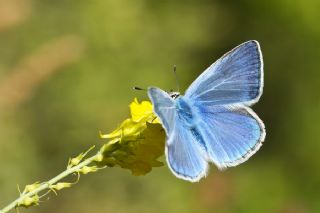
[50,182,72,191]
[78,166,98,174]
[23,182,41,193]
[18,195,39,207]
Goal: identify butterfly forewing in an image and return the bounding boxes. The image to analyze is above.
[185,40,263,106]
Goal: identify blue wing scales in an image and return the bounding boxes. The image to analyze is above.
[185,40,263,106]
[166,122,209,182]
[193,102,265,169]
[148,87,176,136]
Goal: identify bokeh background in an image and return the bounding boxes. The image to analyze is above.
[0,0,320,212]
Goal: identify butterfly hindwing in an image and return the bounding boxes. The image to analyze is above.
[192,102,265,169]
[166,122,208,182]
[185,40,263,106]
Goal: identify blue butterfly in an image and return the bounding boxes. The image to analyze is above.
[148,40,266,182]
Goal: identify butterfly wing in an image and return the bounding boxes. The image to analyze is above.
[147,87,176,136]
[192,102,265,169]
[185,40,263,106]
[183,40,265,169]
[148,87,208,182]
[165,122,209,182]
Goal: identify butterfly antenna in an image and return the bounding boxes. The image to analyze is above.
[133,86,146,91]
[173,65,180,92]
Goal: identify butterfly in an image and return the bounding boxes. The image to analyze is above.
[147,40,266,182]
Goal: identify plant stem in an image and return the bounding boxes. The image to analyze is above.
[0,153,99,213]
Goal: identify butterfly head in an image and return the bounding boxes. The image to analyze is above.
[169,91,180,99]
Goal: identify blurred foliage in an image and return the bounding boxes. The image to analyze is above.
[0,0,320,212]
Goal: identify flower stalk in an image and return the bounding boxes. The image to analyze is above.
[0,151,102,213]
[0,99,165,212]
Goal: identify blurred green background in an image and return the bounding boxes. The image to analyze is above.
[0,0,320,212]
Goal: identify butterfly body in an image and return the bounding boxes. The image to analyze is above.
[148,41,265,182]
[175,97,195,126]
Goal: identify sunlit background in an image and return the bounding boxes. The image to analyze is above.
[0,0,320,212]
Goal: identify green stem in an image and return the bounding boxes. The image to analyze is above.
[0,153,100,213]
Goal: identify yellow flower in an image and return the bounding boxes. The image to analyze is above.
[99,98,165,176]
[130,98,158,123]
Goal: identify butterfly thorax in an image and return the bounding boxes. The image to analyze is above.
[175,97,195,126]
